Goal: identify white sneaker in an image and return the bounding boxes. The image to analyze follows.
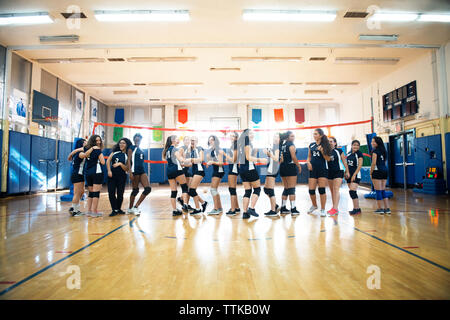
[208,209,220,215]
[72,210,84,217]
[88,212,102,217]
[307,205,318,214]
[320,209,326,217]
[126,208,133,214]
[132,207,141,216]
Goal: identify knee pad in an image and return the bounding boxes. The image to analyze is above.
[181,183,188,194]
[309,189,316,195]
[92,191,100,198]
[253,187,261,196]
[349,190,358,199]
[131,188,139,196]
[288,187,296,195]
[171,190,178,198]
[264,187,275,197]
[318,187,326,195]
[244,189,252,198]
[210,188,219,196]
[143,186,151,195]
[228,187,237,196]
[188,188,198,197]
[381,190,387,199]
[282,188,289,196]
[375,190,383,200]
[88,191,94,198]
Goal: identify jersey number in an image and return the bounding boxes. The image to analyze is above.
[312,151,320,157]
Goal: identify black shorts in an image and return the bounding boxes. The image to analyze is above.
[346,177,361,184]
[133,168,146,175]
[372,170,388,180]
[228,164,239,176]
[328,170,344,180]
[168,170,184,180]
[192,169,205,177]
[71,173,84,184]
[86,173,103,186]
[240,169,259,182]
[183,166,193,178]
[309,166,328,179]
[212,171,225,179]
[280,164,298,177]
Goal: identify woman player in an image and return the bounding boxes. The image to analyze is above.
[128,133,151,216]
[326,136,350,216]
[307,128,332,217]
[206,135,225,215]
[79,135,105,217]
[346,140,364,215]
[107,138,132,216]
[186,136,208,214]
[370,136,391,215]
[178,136,194,211]
[237,129,268,219]
[263,133,281,216]
[67,138,87,216]
[163,135,190,216]
[225,132,241,216]
[279,131,302,216]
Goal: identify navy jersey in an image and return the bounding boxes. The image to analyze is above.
[189,146,205,172]
[327,148,344,173]
[373,148,387,171]
[347,150,364,178]
[130,145,145,173]
[72,150,86,176]
[110,151,128,176]
[281,141,295,165]
[85,147,103,175]
[238,138,256,172]
[267,144,280,175]
[309,142,328,170]
[166,146,182,173]
[227,141,239,174]
[210,149,224,173]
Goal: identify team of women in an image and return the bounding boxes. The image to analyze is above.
[68,128,391,218]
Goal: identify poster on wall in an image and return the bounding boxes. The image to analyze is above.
[90,99,98,134]
[9,88,28,124]
[74,90,84,134]
[59,107,72,130]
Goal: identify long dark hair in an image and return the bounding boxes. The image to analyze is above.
[75,138,85,149]
[162,135,176,159]
[208,135,220,149]
[280,130,293,143]
[86,134,103,149]
[112,138,132,152]
[231,131,239,150]
[315,128,332,156]
[372,136,387,158]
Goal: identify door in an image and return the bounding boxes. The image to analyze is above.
[393,135,405,186]
[405,132,416,186]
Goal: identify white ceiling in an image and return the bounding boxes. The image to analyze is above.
[0,0,449,104]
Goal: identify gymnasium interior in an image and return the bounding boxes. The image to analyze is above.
[0,0,449,301]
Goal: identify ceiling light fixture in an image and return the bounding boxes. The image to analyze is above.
[418,14,450,22]
[369,12,418,22]
[94,10,190,22]
[359,34,398,41]
[0,12,53,25]
[242,9,337,22]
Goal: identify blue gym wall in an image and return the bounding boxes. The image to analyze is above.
[415,134,443,185]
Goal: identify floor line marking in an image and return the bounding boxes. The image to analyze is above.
[0,217,137,297]
[354,227,449,273]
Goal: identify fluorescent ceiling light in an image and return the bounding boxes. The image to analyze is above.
[229,82,284,86]
[210,67,241,71]
[0,12,53,25]
[94,10,189,22]
[370,12,418,22]
[418,14,450,22]
[243,9,337,22]
[359,34,398,41]
[335,57,399,65]
[113,90,138,95]
[231,56,302,62]
[39,35,79,43]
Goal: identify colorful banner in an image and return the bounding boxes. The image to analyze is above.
[274,108,284,122]
[9,88,28,124]
[178,109,188,124]
[113,126,123,142]
[114,108,125,124]
[153,125,163,142]
[295,108,305,124]
[251,108,262,124]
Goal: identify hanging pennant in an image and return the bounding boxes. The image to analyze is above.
[114,108,125,124]
[251,108,262,124]
[274,108,284,122]
[178,108,188,124]
[153,126,163,142]
[295,108,305,124]
[113,127,123,142]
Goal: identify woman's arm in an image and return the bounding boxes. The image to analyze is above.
[341,152,350,173]
[67,147,83,161]
[352,156,364,181]
[306,148,312,170]
[98,152,106,165]
[174,149,185,163]
[265,149,279,161]
[106,154,112,177]
[209,150,224,166]
[318,146,331,161]
[289,145,301,172]
[245,145,267,164]
[370,153,377,175]
[192,150,204,164]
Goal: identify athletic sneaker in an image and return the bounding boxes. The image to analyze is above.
[320,209,326,217]
[349,208,361,215]
[280,206,291,214]
[69,207,74,213]
[190,209,202,216]
[182,204,189,213]
[264,210,278,217]
[275,204,280,213]
[187,205,195,213]
[132,207,141,216]
[109,210,119,217]
[172,210,183,216]
[177,197,184,207]
[307,205,318,214]
[217,208,223,213]
[208,209,220,215]
[384,208,391,215]
[226,209,237,216]
[327,208,338,216]
[90,212,102,217]
[126,208,134,214]
[291,207,300,216]
[118,209,126,215]
[242,211,250,219]
[235,208,241,213]
[201,201,208,212]
[374,208,385,215]
[71,210,84,217]
[247,208,259,217]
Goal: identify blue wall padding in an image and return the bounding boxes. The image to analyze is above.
[7,131,31,194]
[150,147,165,183]
[415,134,443,184]
[446,133,450,191]
[57,141,72,189]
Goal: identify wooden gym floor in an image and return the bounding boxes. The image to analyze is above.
[0,184,449,300]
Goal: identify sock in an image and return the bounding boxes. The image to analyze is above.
[290,200,296,209]
[282,199,287,207]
